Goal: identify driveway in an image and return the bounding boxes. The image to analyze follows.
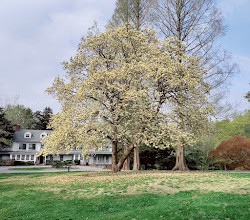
[0,165,110,173]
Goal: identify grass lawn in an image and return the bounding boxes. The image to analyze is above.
[0,171,249,220]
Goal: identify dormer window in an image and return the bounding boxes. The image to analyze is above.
[40,132,47,138]
[24,132,31,138]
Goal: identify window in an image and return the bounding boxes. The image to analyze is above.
[29,144,36,150]
[31,155,34,160]
[21,155,25,160]
[19,144,26,150]
[106,156,109,163]
[40,132,47,138]
[60,155,63,161]
[98,156,104,163]
[24,132,31,138]
[17,155,20,160]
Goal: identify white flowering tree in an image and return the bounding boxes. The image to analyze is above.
[42,26,213,172]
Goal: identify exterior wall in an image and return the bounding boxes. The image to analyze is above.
[12,142,42,152]
[12,142,19,151]
[63,155,73,161]
[9,141,40,163]
[1,155,10,160]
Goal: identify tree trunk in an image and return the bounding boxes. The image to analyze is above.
[224,164,227,171]
[118,144,134,171]
[123,145,130,170]
[172,144,189,171]
[133,145,140,171]
[111,140,119,172]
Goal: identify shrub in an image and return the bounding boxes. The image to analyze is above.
[64,160,73,166]
[52,161,64,168]
[25,161,34,166]
[13,161,26,166]
[209,135,250,170]
[74,160,80,165]
[0,159,15,166]
[45,160,53,165]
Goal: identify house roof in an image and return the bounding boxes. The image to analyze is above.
[13,129,52,143]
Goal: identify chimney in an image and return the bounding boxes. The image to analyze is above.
[14,124,21,131]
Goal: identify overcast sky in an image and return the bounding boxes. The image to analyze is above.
[0,0,249,114]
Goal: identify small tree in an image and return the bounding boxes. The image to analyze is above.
[209,135,250,170]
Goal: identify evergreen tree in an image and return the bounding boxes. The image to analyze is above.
[33,107,53,130]
[0,107,14,148]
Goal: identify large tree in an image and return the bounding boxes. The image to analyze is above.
[110,0,236,171]
[42,26,213,172]
[150,0,237,170]
[109,0,155,170]
[0,107,14,148]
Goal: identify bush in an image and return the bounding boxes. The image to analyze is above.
[25,161,34,166]
[74,160,80,165]
[45,160,53,165]
[64,160,73,166]
[0,159,15,166]
[13,161,34,166]
[52,161,64,168]
[13,161,26,166]
[209,135,250,170]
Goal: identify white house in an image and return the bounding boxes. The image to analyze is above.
[0,129,112,167]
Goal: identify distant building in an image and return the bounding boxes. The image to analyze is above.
[0,129,112,167]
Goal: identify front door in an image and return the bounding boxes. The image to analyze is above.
[39,156,44,164]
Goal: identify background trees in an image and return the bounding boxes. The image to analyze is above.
[33,107,53,130]
[4,105,35,129]
[0,107,14,148]
[215,111,250,144]
[2,105,53,130]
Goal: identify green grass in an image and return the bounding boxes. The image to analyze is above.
[0,171,249,220]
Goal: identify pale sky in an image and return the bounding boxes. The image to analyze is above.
[0,0,249,113]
